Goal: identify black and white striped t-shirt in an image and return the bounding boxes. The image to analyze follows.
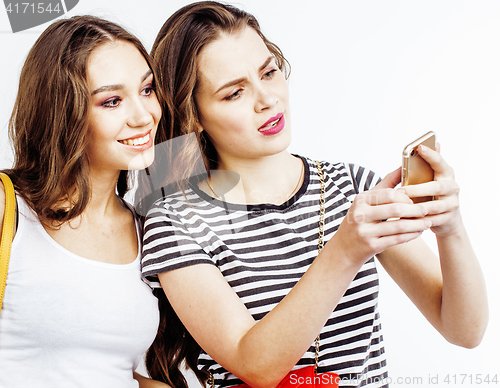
[142,156,388,388]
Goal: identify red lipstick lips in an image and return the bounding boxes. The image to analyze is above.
[259,113,285,136]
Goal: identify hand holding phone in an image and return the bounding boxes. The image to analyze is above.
[402,131,436,203]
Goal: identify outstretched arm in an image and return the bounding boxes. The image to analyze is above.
[377,144,488,348]
[158,171,431,388]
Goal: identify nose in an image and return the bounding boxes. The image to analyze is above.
[127,97,153,128]
[254,85,278,113]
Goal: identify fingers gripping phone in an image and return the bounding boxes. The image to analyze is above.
[402,131,436,203]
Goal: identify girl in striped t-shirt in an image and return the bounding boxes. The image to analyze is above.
[140,2,488,388]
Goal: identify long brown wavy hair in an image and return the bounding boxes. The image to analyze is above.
[142,2,290,387]
[3,15,158,227]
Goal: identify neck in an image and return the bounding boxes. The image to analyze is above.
[84,168,124,218]
[205,151,304,205]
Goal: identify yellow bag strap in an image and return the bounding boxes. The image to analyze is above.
[0,172,15,314]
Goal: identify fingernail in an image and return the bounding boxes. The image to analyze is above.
[425,220,432,229]
[397,188,406,194]
[419,145,429,153]
[420,206,428,216]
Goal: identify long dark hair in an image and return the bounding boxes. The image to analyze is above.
[3,15,158,227]
[143,2,290,388]
[135,0,290,216]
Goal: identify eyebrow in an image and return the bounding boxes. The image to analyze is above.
[214,56,274,94]
[91,69,153,96]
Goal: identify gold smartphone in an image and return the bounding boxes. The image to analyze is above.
[402,131,436,203]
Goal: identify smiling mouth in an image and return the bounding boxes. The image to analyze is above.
[118,133,150,146]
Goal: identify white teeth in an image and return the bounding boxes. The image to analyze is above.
[260,118,280,131]
[120,133,150,146]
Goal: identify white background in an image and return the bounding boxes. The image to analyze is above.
[1,1,499,387]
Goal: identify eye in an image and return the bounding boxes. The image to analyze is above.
[102,97,121,108]
[224,89,243,101]
[263,68,277,80]
[142,83,155,97]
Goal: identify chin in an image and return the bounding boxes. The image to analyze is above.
[126,148,155,171]
[273,131,292,154]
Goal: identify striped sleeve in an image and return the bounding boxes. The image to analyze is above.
[347,163,381,193]
[141,200,216,287]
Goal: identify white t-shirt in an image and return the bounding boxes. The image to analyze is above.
[0,196,159,388]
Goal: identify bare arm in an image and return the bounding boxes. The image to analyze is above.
[378,144,488,348]
[160,246,361,388]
